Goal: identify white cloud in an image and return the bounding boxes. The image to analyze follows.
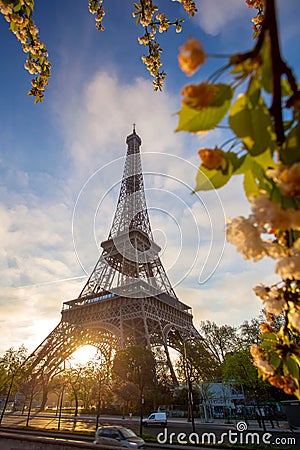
[177,264,277,329]
[194,0,251,36]
[59,72,185,182]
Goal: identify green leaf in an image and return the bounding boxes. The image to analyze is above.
[281,124,300,165]
[237,151,275,199]
[194,165,232,192]
[231,59,256,76]
[9,21,19,32]
[225,152,242,172]
[260,333,277,350]
[247,76,261,106]
[232,155,247,174]
[229,92,276,156]
[269,352,281,369]
[233,154,251,175]
[194,147,276,194]
[259,41,292,96]
[253,149,276,170]
[283,357,299,379]
[262,332,277,341]
[14,3,23,12]
[235,149,275,175]
[176,84,234,132]
[291,353,300,367]
[281,79,293,97]
[269,182,300,209]
[243,170,260,198]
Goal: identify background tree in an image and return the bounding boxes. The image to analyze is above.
[0,345,29,423]
[199,321,241,365]
[114,382,140,415]
[86,357,112,427]
[150,347,175,410]
[176,339,221,383]
[239,318,262,347]
[113,346,156,398]
[223,349,269,404]
[48,372,68,414]
[64,367,82,417]
[113,345,156,428]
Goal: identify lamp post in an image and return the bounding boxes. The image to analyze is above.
[25,377,36,427]
[57,382,65,431]
[170,328,195,433]
[95,377,101,431]
[183,340,195,433]
[0,372,15,425]
[139,392,144,435]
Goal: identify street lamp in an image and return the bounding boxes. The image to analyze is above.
[183,340,196,433]
[139,392,144,435]
[0,372,15,425]
[170,328,196,433]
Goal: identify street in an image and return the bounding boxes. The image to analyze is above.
[1,412,299,448]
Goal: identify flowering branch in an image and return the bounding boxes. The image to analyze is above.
[133,0,196,90]
[0,0,51,103]
[88,0,105,31]
[0,0,196,100]
[176,0,300,398]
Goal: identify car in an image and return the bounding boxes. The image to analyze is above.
[94,425,145,448]
[142,412,167,426]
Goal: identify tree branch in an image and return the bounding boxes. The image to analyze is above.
[265,0,285,145]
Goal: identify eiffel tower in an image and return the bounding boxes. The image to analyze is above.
[26,127,200,392]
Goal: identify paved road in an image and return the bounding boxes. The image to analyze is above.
[1,412,299,448]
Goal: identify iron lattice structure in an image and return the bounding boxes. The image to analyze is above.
[26,129,200,385]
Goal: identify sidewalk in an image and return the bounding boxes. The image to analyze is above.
[165,417,293,432]
[97,414,295,433]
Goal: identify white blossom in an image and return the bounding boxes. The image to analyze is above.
[292,238,300,255]
[267,162,300,197]
[276,255,300,280]
[0,4,12,15]
[250,345,275,377]
[289,310,300,331]
[226,216,266,261]
[264,241,285,259]
[253,284,285,315]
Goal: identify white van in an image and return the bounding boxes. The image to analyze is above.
[142,412,167,426]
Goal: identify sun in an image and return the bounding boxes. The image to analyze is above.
[69,345,99,366]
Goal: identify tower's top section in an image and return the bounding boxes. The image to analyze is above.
[108,127,152,238]
[78,128,179,300]
[126,125,142,153]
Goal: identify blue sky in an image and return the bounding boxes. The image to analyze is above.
[0,0,299,353]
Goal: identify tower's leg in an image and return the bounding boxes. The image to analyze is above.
[39,372,50,411]
[142,302,151,349]
[162,338,178,387]
[158,322,178,386]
